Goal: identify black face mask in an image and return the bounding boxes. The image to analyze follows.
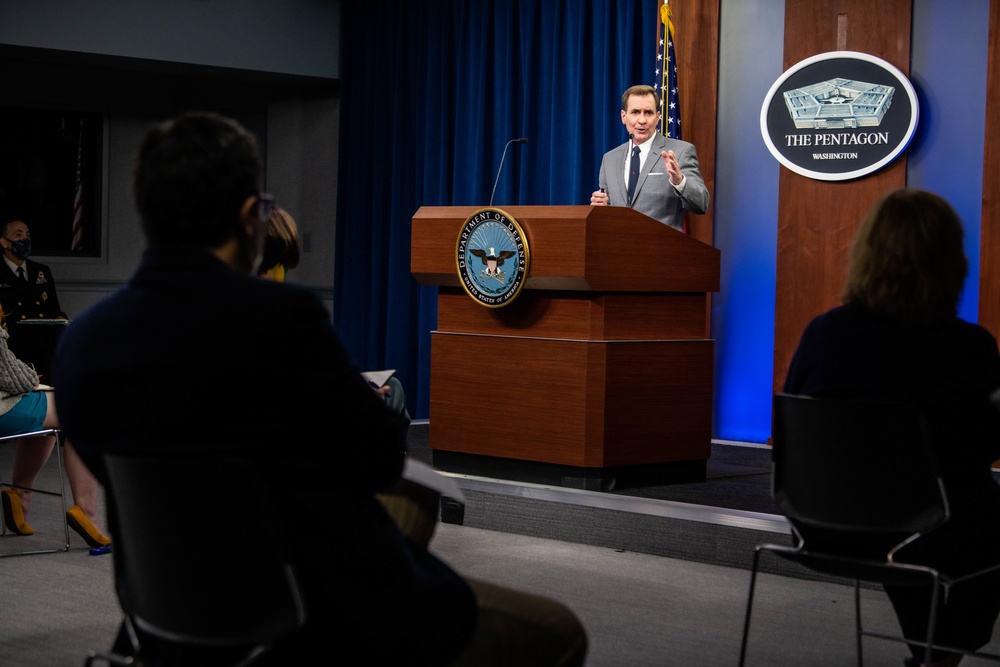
[3,238,30,260]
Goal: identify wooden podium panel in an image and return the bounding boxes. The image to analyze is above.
[412,206,719,486]
[429,332,713,468]
[412,205,720,293]
[436,288,711,340]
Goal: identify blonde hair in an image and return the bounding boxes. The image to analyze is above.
[258,207,300,278]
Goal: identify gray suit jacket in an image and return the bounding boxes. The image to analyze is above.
[597,132,710,231]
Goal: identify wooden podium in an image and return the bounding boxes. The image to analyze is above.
[411,205,720,489]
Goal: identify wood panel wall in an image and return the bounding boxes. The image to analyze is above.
[666,0,719,247]
[980,0,1000,339]
[770,0,912,400]
[669,0,999,440]
[659,0,1000,437]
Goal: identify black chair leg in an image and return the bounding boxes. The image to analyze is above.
[739,547,763,666]
[922,575,942,667]
[83,652,136,666]
[854,580,864,667]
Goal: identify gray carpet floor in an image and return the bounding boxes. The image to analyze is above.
[5,519,989,666]
[2,434,999,665]
[0,519,907,667]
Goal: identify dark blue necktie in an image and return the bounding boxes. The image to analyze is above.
[627,146,641,205]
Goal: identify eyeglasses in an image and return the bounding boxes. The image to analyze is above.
[256,193,275,223]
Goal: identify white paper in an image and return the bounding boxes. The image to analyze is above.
[402,458,465,504]
[362,369,396,387]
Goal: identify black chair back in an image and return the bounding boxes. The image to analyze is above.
[741,395,995,666]
[102,452,306,649]
[772,394,948,549]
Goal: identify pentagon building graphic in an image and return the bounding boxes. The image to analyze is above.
[783,78,894,129]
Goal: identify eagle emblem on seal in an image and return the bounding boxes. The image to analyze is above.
[469,247,515,280]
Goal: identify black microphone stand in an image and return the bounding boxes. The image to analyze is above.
[489,138,528,206]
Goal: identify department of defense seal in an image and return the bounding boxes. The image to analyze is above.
[455,207,529,307]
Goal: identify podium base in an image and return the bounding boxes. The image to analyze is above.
[431,450,707,492]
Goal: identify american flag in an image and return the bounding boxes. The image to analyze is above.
[655,1,681,139]
[71,118,84,252]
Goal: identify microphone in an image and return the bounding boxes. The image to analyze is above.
[489,137,528,206]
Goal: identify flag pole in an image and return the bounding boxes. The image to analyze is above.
[658,0,681,140]
[72,118,84,252]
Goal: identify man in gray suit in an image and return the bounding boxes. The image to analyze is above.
[590,84,709,231]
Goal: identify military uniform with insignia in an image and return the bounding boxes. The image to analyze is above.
[0,221,67,382]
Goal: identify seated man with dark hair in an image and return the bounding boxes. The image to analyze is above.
[53,111,586,666]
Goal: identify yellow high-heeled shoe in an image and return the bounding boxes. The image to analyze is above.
[66,505,111,548]
[1,487,34,535]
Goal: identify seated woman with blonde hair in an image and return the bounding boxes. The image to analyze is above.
[0,321,110,548]
[257,205,300,283]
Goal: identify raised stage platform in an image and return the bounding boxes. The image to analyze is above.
[406,421,815,579]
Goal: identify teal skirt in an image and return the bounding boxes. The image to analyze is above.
[0,391,47,437]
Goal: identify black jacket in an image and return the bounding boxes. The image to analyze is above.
[53,247,475,664]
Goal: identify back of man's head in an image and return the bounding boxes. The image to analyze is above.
[133,112,262,249]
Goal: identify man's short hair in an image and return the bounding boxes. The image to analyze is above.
[0,220,23,238]
[621,85,661,111]
[133,112,263,248]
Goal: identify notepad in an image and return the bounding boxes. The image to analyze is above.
[402,458,465,503]
[362,369,396,388]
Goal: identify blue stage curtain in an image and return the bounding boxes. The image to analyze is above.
[336,0,655,418]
